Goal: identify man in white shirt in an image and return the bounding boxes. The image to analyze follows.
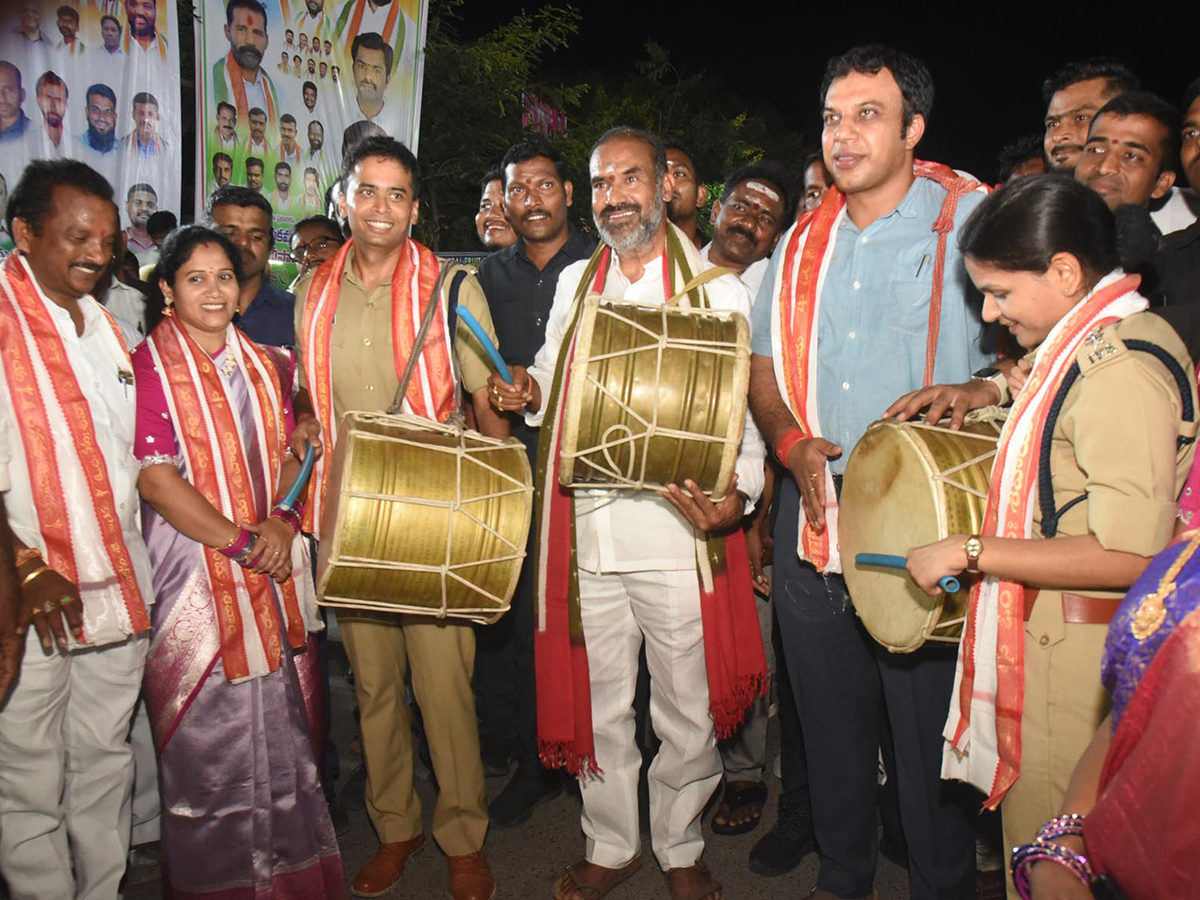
[490,127,764,900]
[0,157,153,899]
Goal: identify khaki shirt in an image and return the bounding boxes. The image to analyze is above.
[293,248,498,422]
[1031,312,1197,567]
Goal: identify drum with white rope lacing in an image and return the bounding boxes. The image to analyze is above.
[839,408,1007,653]
[315,416,533,625]
[557,295,750,499]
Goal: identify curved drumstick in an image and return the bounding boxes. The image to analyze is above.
[280,442,316,511]
[456,305,513,384]
[855,552,961,594]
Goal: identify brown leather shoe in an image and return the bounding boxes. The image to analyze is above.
[447,851,496,900]
[351,835,426,897]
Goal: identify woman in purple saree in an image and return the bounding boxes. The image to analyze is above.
[134,226,344,898]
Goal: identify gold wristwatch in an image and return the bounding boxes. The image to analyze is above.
[963,535,984,573]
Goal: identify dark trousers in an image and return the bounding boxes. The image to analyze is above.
[774,475,881,898]
[770,602,809,806]
[877,646,979,899]
[776,475,978,899]
[473,425,541,767]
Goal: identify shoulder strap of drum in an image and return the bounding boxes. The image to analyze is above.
[446,268,467,349]
[1037,341,1197,538]
[388,261,453,416]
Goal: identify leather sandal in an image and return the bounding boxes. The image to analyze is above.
[553,856,642,900]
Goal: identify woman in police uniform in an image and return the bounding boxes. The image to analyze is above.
[899,175,1196,896]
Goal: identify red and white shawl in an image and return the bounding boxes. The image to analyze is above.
[299,236,456,537]
[143,317,317,684]
[0,254,150,645]
[767,160,985,573]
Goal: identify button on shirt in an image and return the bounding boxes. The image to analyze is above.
[752,177,991,475]
[527,252,766,573]
[0,263,154,635]
[235,280,296,348]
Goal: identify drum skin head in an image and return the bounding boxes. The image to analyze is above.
[839,416,999,653]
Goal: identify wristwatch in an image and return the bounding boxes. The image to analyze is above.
[972,366,1009,406]
[963,535,984,573]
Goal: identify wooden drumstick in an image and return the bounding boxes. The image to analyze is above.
[855,553,961,594]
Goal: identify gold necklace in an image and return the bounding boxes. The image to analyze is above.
[1131,529,1200,639]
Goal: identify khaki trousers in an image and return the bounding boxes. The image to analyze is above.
[1001,591,1110,899]
[339,612,488,856]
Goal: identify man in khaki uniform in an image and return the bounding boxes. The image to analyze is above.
[291,136,504,900]
[998,309,1195,895]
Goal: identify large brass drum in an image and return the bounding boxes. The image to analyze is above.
[316,413,533,624]
[839,410,1005,653]
[559,296,750,498]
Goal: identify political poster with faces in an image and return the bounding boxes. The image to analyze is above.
[196,0,428,269]
[0,0,183,260]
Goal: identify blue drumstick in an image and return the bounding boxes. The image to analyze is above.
[855,552,961,594]
[281,442,316,511]
[457,305,513,384]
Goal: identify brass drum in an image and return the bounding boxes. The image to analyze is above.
[316,413,533,624]
[839,409,1006,653]
[559,295,750,498]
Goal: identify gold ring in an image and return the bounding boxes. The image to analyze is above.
[809,472,819,481]
[42,600,55,615]
[60,595,76,605]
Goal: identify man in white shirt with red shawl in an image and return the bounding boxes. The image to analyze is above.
[490,126,768,900]
[0,159,154,898]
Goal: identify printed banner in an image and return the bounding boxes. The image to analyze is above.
[0,0,183,260]
[195,0,428,270]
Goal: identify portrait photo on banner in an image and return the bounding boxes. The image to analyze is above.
[197,0,428,275]
[0,0,182,261]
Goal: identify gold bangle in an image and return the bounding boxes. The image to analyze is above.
[15,547,42,568]
[20,565,52,588]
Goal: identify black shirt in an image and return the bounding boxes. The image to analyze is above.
[477,226,596,457]
[476,227,597,369]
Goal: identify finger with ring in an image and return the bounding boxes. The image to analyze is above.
[809,472,818,481]
[42,600,55,614]
[60,595,76,605]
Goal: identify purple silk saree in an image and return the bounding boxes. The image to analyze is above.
[133,334,344,898]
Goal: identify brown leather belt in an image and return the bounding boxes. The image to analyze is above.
[1023,590,1121,624]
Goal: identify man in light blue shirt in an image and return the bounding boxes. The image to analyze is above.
[749,46,996,900]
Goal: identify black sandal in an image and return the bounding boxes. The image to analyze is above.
[711,780,768,836]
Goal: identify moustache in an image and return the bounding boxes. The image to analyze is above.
[70,262,102,274]
[521,208,551,224]
[1052,143,1084,158]
[600,202,641,221]
[725,225,756,243]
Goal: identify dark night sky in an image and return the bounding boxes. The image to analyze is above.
[455,2,1197,183]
